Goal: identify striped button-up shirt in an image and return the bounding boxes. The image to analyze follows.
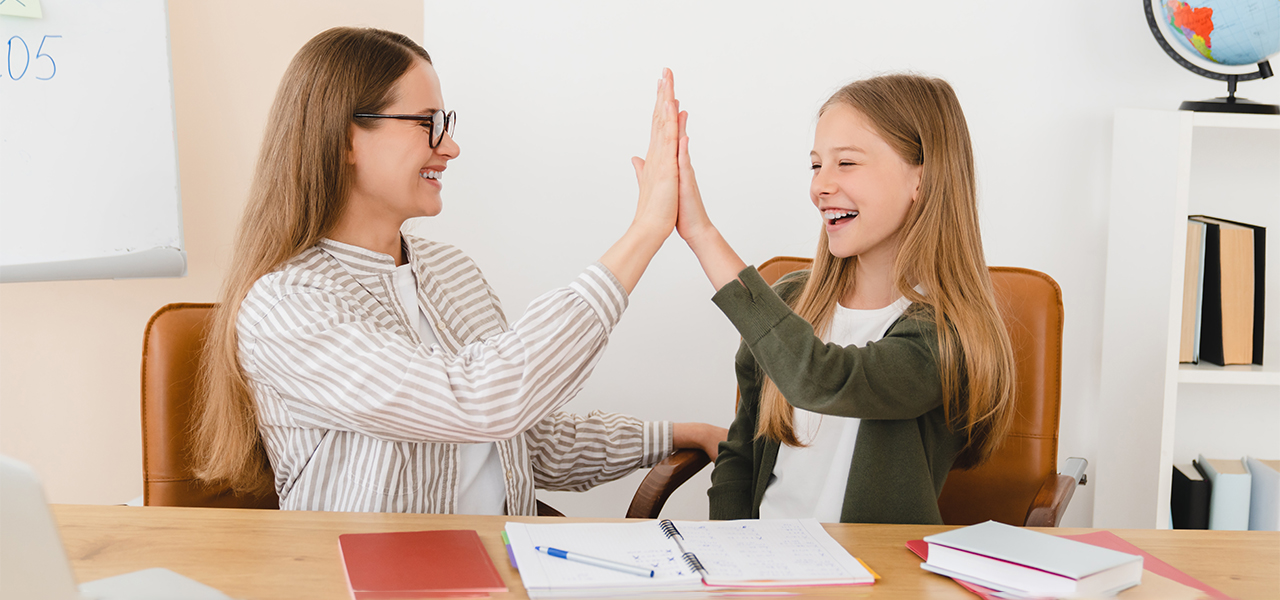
[237,236,672,514]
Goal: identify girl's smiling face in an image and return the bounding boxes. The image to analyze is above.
[809,103,921,264]
[347,59,460,224]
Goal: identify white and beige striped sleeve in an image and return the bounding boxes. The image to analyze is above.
[525,411,673,492]
[242,264,628,444]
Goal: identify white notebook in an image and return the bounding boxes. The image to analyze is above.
[504,518,874,598]
[923,520,1143,599]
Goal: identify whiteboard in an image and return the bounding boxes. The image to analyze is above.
[0,0,184,282]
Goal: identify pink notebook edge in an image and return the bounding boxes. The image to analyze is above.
[905,530,1232,600]
[337,530,508,596]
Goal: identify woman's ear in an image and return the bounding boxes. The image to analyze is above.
[346,124,360,166]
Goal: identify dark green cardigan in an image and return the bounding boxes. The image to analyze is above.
[707,266,964,524]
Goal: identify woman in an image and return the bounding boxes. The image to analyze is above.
[674,74,1016,524]
[193,27,724,514]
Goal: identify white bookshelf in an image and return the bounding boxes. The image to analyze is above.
[1094,109,1280,530]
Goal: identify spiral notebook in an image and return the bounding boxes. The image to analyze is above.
[504,518,874,598]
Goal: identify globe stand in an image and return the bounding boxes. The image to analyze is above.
[1144,0,1279,115]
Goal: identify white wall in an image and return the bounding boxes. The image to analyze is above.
[413,1,1280,526]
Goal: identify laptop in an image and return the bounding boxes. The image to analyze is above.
[0,455,232,600]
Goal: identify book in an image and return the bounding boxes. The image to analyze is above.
[1245,456,1280,531]
[909,528,1231,600]
[1170,463,1211,529]
[336,529,507,599]
[504,518,874,598]
[920,520,1143,599]
[1179,219,1207,363]
[1197,455,1253,531]
[1190,216,1265,366]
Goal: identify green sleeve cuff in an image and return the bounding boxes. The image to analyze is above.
[710,266,797,345]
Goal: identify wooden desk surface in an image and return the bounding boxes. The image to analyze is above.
[53,505,1279,599]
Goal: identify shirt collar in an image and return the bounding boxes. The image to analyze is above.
[316,237,402,276]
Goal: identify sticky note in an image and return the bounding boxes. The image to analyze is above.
[0,0,43,19]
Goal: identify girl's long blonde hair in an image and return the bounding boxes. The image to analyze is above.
[756,74,1016,470]
[193,27,431,495]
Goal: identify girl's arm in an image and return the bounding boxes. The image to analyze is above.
[713,268,945,420]
[673,112,748,292]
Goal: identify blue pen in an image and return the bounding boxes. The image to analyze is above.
[534,546,655,578]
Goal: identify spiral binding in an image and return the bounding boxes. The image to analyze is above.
[660,520,707,576]
[659,519,680,540]
[681,552,705,573]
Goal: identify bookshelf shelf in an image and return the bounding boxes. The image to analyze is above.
[1095,109,1279,530]
[1177,363,1280,386]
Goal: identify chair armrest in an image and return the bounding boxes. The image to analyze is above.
[536,500,565,517]
[1023,457,1088,527]
[625,449,711,519]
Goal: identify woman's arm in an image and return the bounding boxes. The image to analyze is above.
[597,69,682,294]
[244,265,628,444]
[526,411,672,491]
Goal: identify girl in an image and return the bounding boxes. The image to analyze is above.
[192,27,724,515]
[675,74,1016,524]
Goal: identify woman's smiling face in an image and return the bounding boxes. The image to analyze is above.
[809,103,921,263]
[347,59,460,224]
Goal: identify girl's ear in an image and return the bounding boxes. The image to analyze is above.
[908,163,923,202]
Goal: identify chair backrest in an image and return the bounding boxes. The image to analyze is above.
[141,303,278,509]
[753,257,1064,527]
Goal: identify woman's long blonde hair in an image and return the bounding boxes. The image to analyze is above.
[192,27,431,496]
[756,74,1016,470]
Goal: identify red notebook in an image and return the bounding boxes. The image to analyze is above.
[337,530,507,599]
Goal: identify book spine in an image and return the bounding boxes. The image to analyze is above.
[1250,225,1264,365]
[1200,459,1253,531]
[1171,465,1210,529]
[1198,221,1226,366]
[1246,457,1279,531]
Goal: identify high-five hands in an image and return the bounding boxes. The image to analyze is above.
[629,69,681,238]
[598,69,682,294]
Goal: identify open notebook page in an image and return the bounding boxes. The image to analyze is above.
[671,519,873,586]
[505,521,703,596]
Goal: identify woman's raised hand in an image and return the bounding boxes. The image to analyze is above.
[628,69,681,237]
[597,69,681,295]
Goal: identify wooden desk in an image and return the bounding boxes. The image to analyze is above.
[53,505,1278,599]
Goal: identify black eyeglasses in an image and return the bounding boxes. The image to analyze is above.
[353,110,457,148]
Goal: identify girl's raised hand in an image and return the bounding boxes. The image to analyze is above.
[629,69,681,237]
[673,108,748,291]
[675,110,714,242]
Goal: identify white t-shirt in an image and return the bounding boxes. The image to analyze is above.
[758,295,912,523]
[393,263,507,515]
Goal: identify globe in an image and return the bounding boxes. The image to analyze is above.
[1144,0,1279,114]
[1159,0,1280,66]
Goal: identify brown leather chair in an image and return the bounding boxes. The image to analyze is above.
[626,257,1086,526]
[142,303,278,509]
